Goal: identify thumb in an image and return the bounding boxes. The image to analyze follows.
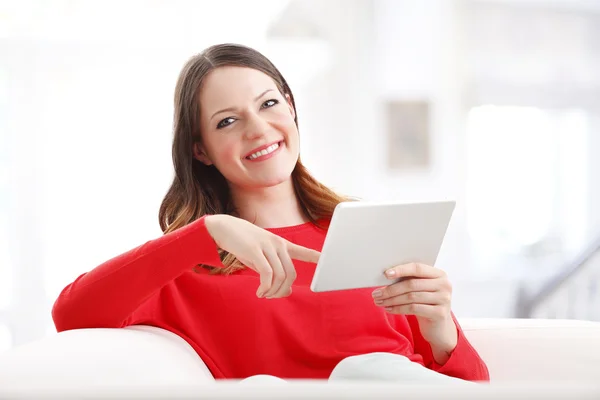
[286,242,321,264]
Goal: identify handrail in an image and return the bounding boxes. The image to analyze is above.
[516,234,600,318]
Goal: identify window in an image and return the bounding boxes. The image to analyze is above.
[466,105,589,278]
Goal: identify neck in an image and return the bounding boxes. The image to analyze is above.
[229,178,309,229]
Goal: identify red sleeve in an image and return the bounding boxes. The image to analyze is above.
[51,216,223,332]
[406,313,490,382]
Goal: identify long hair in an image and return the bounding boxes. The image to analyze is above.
[158,43,349,274]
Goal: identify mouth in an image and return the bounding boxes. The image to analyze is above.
[244,141,283,161]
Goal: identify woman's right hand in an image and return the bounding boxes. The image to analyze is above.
[204,214,321,299]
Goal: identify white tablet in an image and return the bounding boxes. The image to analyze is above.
[310,200,455,292]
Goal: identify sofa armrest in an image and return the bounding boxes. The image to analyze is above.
[3,318,600,389]
[0,325,215,389]
[458,318,600,382]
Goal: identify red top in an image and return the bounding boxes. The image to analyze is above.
[52,217,489,381]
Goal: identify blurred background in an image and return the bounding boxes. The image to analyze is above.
[1,0,599,351]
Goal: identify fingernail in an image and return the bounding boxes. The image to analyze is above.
[386,269,396,277]
[374,299,383,305]
[257,291,264,298]
[385,307,393,312]
[372,289,382,298]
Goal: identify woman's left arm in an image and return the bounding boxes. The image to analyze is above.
[372,263,490,382]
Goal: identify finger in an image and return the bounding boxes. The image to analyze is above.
[262,247,286,298]
[384,303,449,320]
[385,262,444,280]
[253,253,274,298]
[374,278,442,300]
[269,248,296,298]
[374,291,445,307]
[286,242,320,264]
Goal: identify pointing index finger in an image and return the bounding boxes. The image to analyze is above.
[385,262,441,280]
[287,242,321,264]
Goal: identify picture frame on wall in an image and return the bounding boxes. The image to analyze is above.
[386,100,431,171]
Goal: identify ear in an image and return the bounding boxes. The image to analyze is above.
[285,93,296,120]
[192,142,213,166]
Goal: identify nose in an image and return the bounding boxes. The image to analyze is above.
[243,112,270,140]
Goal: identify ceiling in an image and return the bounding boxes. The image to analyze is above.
[0,0,290,45]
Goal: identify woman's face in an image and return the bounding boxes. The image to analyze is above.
[194,66,299,190]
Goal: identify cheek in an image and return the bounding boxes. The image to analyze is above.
[217,144,240,164]
[208,137,241,166]
[271,106,295,127]
[285,123,300,149]
[274,112,299,142]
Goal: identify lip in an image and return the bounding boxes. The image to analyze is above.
[243,141,283,160]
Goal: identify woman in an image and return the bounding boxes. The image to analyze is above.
[52,43,489,383]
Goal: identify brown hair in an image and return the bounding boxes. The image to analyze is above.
[158,43,349,274]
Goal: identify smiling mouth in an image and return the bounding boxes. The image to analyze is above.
[245,141,283,160]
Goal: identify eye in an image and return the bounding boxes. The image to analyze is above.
[216,117,236,129]
[261,99,279,109]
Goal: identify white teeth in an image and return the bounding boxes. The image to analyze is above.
[248,142,279,159]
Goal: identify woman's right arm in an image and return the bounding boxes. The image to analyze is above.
[51,216,223,332]
[52,214,321,332]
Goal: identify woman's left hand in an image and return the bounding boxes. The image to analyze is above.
[371,263,458,357]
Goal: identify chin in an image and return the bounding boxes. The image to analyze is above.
[255,174,292,188]
[230,153,298,189]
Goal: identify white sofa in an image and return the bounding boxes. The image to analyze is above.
[1,318,600,399]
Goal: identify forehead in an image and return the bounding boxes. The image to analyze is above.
[199,66,278,108]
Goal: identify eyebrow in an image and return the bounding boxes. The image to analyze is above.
[210,89,274,121]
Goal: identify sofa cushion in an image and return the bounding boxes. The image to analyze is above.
[0,325,214,389]
[459,318,600,382]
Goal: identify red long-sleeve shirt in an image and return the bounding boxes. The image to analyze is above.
[52,217,489,381]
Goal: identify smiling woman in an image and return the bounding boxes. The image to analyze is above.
[51,43,489,384]
[158,44,347,275]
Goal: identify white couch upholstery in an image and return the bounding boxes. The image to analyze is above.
[1,318,599,398]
